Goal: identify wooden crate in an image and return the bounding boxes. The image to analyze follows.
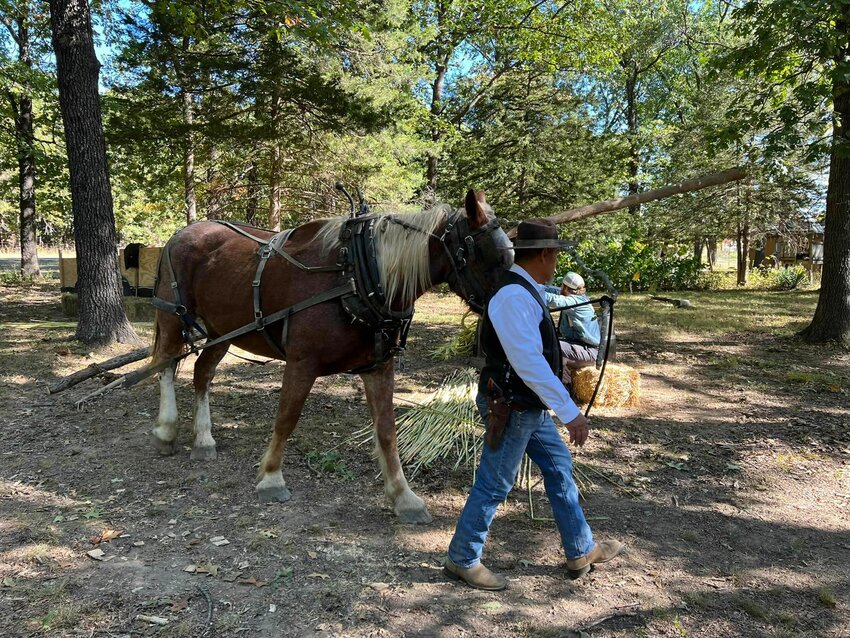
[58,246,162,294]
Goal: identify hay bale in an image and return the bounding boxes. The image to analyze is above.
[572,363,640,408]
[60,292,156,321]
[124,297,156,322]
[61,292,80,317]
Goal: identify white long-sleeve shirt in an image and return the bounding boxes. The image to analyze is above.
[487,265,580,424]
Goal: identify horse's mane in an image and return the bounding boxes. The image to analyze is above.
[315,204,454,309]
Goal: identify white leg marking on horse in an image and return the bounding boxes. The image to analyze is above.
[153,367,178,442]
[190,390,217,460]
[374,441,431,523]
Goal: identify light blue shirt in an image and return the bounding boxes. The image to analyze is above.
[544,286,601,347]
[487,265,580,424]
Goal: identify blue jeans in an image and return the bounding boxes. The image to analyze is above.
[448,392,595,567]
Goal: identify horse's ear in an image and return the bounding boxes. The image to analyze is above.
[464,189,487,228]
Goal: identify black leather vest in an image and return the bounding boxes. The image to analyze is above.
[478,270,563,408]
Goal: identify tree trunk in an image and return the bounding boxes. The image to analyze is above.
[801,10,850,343]
[268,142,281,230]
[180,35,196,225]
[693,235,703,263]
[182,86,196,224]
[736,221,749,286]
[707,236,718,271]
[11,4,40,278]
[625,64,640,216]
[426,58,447,204]
[48,0,137,345]
[206,145,223,220]
[268,92,282,231]
[246,159,259,225]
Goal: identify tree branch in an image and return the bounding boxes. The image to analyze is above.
[0,14,22,48]
[542,167,748,226]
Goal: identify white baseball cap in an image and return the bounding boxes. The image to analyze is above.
[561,272,585,289]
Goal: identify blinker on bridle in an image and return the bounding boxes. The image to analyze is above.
[386,211,504,313]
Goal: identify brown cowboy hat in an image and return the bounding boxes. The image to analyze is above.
[509,218,576,251]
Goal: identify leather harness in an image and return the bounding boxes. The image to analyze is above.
[151,210,500,374]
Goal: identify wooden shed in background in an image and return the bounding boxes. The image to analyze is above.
[751,215,824,278]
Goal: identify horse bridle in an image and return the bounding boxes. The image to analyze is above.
[386,209,505,313]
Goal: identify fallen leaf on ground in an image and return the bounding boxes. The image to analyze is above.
[90,528,122,544]
[86,549,106,561]
[238,576,268,587]
[306,573,329,580]
[170,597,189,612]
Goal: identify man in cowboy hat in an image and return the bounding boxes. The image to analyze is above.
[444,218,623,591]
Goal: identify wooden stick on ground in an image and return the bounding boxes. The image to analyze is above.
[49,347,151,395]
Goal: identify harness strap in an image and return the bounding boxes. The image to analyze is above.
[147,281,357,381]
[213,220,343,273]
[253,242,287,358]
[214,220,272,245]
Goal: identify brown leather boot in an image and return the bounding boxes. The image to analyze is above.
[566,540,625,579]
[443,558,507,591]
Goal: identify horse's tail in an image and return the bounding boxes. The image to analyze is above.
[150,317,161,363]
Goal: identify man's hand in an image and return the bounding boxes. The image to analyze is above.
[564,413,590,447]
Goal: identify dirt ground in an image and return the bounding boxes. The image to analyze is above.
[1,281,848,638]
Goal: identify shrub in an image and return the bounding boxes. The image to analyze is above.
[558,237,707,292]
[774,265,808,290]
[748,265,809,290]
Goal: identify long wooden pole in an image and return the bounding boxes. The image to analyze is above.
[545,167,746,226]
[48,346,151,394]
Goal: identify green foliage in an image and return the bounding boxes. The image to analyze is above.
[305,450,356,481]
[748,266,809,291]
[560,236,705,292]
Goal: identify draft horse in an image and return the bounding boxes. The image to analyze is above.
[149,190,512,523]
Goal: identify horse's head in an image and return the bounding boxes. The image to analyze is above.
[442,190,513,313]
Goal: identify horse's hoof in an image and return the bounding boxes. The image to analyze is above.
[154,439,178,456]
[256,486,292,504]
[190,445,217,461]
[396,507,433,525]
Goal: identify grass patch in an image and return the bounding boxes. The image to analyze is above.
[680,530,699,543]
[35,602,83,631]
[616,290,818,338]
[775,610,797,627]
[784,369,850,390]
[736,595,769,620]
[682,590,709,609]
[775,451,820,472]
[817,587,837,608]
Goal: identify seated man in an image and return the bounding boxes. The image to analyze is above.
[544,272,600,386]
